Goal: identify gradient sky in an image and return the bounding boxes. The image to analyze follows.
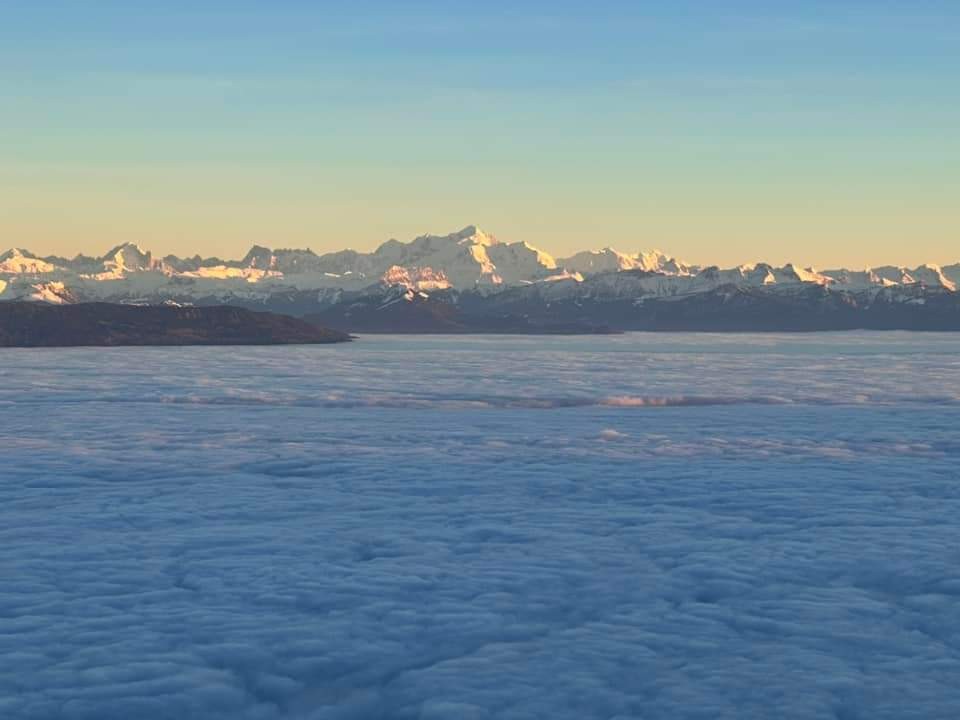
[1,1,957,267]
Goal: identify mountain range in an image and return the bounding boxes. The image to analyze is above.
[2,226,959,331]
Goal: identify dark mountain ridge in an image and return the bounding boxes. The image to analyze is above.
[305,282,960,333]
[0,303,350,347]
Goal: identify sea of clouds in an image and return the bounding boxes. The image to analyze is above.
[2,333,959,719]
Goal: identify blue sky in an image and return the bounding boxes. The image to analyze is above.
[1,1,957,265]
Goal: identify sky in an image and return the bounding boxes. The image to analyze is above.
[1,1,957,267]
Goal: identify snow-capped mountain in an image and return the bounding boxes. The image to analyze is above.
[0,226,567,305]
[1,226,957,315]
[0,248,59,275]
[560,248,695,277]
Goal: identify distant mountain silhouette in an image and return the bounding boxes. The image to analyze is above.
[0,303,350,347]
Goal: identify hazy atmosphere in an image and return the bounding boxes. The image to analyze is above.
[2,0,957,266]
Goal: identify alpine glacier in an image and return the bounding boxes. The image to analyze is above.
[2,333,960,719]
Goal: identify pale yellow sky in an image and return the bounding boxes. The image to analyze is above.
[3,2,957,268]
[2,161,956,268]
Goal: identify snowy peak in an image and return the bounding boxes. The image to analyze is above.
[942,263,960,287]
[0,248,57,274]
[636,249,694,275]
[364,226,555,288]
[1,226,958,306]
[0,248,30,260]
[450,224,498,246]
[910,263,956,292]
[560,247,692,277]
[561,248,642,275]
[101,243,156,273]
[780,264,828,285]
[239,245,276,270]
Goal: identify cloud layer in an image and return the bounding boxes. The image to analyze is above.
[2,333,960,718]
